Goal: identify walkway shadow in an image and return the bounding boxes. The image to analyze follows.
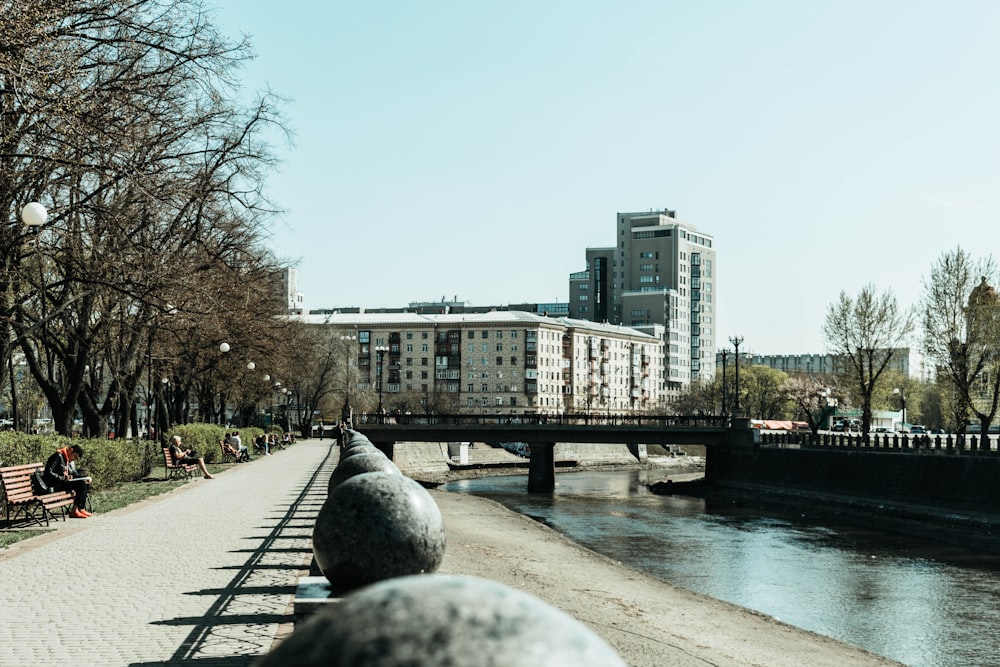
[130,446,334,666]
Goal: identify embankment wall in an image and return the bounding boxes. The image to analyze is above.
[713,446,1000,512]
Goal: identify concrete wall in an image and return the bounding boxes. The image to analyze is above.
[392,442,643,477]
[712,447,1000,511]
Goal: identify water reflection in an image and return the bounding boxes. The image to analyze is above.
[443,470,1000,667]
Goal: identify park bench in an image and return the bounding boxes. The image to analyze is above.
[162,447,197,480]
[220,441,237,464]
[0,462,76,526]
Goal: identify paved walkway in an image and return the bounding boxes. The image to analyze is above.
[0,439,338,667]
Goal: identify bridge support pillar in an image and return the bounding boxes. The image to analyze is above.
[627,443,648,463]
[371,440,395,461]
[527,442,555,493]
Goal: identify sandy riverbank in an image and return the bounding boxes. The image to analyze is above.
[425,462,903,667]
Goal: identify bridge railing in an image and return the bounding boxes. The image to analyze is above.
[759,430,1000,455]
[357,412,729,429]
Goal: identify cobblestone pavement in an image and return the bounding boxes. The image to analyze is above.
[0,439,337,667]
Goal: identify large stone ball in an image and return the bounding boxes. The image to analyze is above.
[313,472,445,591]
[327,452,400,494]
[254,574,626,667]
[339,443,382,460]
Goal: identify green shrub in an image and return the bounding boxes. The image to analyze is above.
[0,432,148,491]
[0,422,278,489]
[160,424,270,463]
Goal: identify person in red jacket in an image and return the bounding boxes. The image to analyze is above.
[43,444,92,518]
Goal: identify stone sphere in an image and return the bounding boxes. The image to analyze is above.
[327,452,400,494]
[255,574,626,667]
[339,443,382,460]
[313,472,445,591]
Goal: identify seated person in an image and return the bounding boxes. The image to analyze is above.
[169,435,214,479]
[230,431,250,462]
[221,437,240,460]
[42,444,92,518]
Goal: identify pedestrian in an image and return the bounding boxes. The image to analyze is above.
[42,444,92,518]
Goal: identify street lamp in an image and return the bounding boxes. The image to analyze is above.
[340,334,357,423]
[6,203,48,432]
[893,388,906,431]
[729,335,744,414]
[719,348,729,414]
[375,345,389,422]
[21,202,48,228]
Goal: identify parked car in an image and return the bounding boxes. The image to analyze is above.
[909,425,926,434]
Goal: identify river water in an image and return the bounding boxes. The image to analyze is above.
[442,469,1000,667]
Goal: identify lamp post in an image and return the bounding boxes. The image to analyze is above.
[719,348,729,414]
[893,387,906,431]
[729,335,744,414]
[7,203,48,432]
[340,334,357,423]
[375,345,389,422]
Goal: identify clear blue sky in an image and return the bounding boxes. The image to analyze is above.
[212,0,1000,355]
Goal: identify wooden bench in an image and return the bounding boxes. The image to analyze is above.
[162,448,197,480]
[0,463,76,526]
[220,441,237,464]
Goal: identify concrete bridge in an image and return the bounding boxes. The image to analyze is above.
[356,413,755,492]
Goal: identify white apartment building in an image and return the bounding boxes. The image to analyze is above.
[296,310,665,416]
[569,208,717,398]
[744,348,924,380]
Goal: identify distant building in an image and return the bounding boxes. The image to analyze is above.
[274,268,305,315]
[568,208,717,398]
[735,348,922,379]
[293,310,664,415]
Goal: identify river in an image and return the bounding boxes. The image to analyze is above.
[442,468,1000,667]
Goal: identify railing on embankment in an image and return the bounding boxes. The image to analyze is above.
[715,430,1000,512]
[758,430,1000,454]
[358,413,728,428]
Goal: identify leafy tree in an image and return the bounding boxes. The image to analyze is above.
[823,284,915,436]
[739,365,792,420]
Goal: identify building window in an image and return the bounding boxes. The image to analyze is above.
[468,331,475,339]
[496,356,503,365]
[421,344,429,352]
[406,344,413,352]
[481,331,488,339]
[422,332,428,339]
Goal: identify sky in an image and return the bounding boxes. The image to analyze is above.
[211,0,1000,356]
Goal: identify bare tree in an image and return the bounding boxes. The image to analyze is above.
[922,248,1000,442]
[1,0,292,435]
[823,285,914,436]
[784,376,842,435]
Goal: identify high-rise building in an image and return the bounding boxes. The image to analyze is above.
[569,208,716,396]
